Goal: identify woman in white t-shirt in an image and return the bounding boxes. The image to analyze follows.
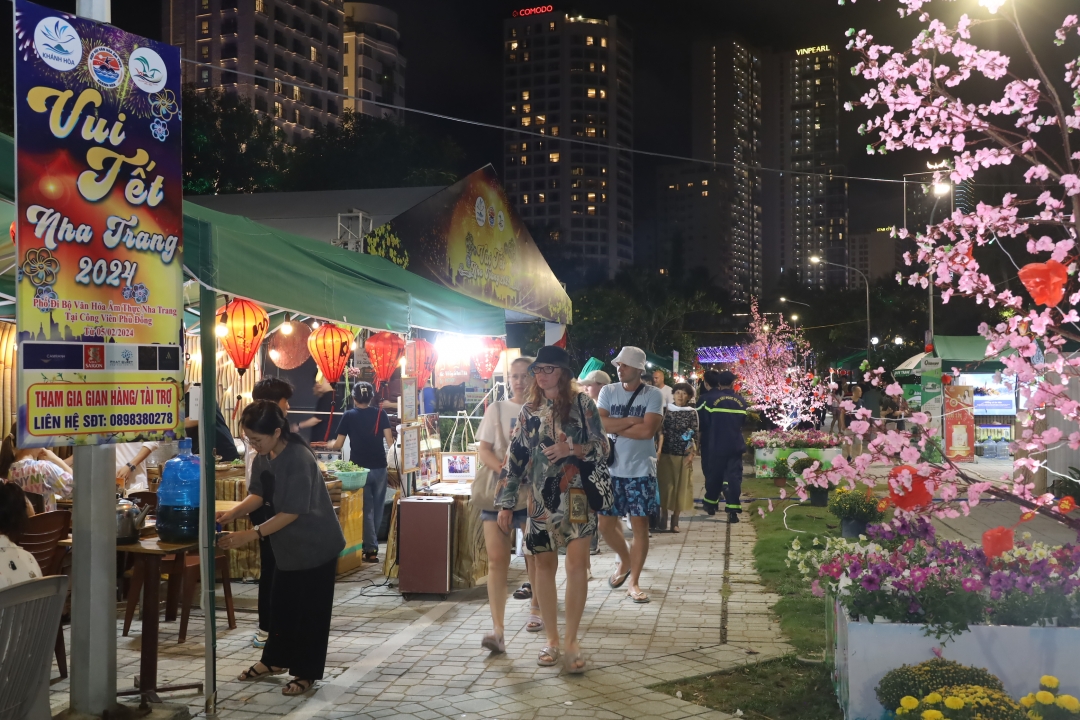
[0,483,42,589]
[0,434,73,513]
[476,356,541,654]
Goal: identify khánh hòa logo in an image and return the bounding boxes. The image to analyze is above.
[33,17,82,71]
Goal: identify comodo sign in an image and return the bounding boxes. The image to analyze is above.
[513,5,553,16]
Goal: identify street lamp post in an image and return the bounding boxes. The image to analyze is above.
[903,169,954,348]
[779,296,811,308]
[810,256,871,363]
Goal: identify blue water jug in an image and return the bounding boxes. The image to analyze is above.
[157,437,201,544]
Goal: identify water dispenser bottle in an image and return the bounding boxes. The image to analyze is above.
[157,437,201,544]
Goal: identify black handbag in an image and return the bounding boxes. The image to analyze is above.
[573,394,614,512]
[607,384,645,467]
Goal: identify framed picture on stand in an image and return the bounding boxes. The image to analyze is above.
[438,452,478,483]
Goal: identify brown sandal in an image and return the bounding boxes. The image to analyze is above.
[238,663,284,681]
[282,678,314,696]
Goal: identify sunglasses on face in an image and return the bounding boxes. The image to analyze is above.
[530,365,560,375]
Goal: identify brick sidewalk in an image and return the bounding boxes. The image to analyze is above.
[49,466,791,719]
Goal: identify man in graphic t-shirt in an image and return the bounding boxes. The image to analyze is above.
[597,346,664,604]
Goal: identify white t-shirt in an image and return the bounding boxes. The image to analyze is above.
[597,383,664,478]
[115,441,160,492]
[475,400,524,460]
[655,384,674,407]
[0,535,42,588]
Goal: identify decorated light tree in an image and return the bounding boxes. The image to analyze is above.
[738,300,826,429]
[790,0,1080,536]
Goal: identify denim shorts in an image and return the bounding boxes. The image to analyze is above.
[480,508,528,527]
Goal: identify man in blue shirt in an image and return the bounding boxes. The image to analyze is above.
[697,370,748,523]
[597,346,664,604]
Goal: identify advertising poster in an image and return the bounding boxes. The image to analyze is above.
[943,385,976,462]
[956,372,1017,416]
[366,166,572,324]
[920,358,943,462]
[14,1,183,447]
[400,424,420,474]
[400,376,417,423]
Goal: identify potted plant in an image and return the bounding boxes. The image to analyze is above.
[791,457,829,506]
[827,486,886,538]
[770,458,792,487]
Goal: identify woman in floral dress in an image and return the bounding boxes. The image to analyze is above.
[496,345,609,674]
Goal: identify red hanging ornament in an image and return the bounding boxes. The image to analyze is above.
[982,526,1014,559]
[1018,259,1068,307]
[472,337,506,380]
[887,465,933,511]
[406,338,438,388]
[8,221,14,242]
[308,323,354,384]
[365,331,405,392]
[925,344,934,353]
[216,298,269,376]
[1059,496,1076,514]
[942,374,953,385]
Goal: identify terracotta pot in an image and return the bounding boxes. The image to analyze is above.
[773,477,787,488]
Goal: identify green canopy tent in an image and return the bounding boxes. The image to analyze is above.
[931,334,1016,373]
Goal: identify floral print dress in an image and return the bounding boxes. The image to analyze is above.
[496,392,609,553]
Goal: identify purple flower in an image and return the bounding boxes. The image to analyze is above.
[961,577,984,592]
[988,571,1014,594]
[1014,575,1035,595]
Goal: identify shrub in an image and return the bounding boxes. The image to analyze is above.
[791,457,818,477]
[828,486,886,522]
[876,659,1004,713]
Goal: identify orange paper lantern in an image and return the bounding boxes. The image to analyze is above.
[982,526,1014,558]
[472,337,506,380]
[365,331,405,391]
[406,338,438,388]
[216,298,269,376]
[307,323,354,384]
[887,465,933,511]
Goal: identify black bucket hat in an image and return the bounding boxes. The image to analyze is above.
[530,345,571,372]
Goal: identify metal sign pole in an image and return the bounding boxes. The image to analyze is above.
[199,284,219,716]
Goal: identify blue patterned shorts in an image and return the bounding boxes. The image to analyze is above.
[600,475,660,517]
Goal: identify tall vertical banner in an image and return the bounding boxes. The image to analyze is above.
[920,357,943,462]
[943,385,976,463]
[14,1,183,447]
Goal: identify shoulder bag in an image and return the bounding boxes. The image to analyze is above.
[470,403,525,512]
[607,384,646,467]
[572,394,614,512]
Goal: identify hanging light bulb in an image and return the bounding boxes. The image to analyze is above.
[311,320,320,329]
[215,321,228,338]
[269,348,281,362]
[280,319,294,336]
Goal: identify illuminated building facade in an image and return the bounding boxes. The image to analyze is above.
[688,36,763,302]
[502,10,635,278]
[341,4,406,120]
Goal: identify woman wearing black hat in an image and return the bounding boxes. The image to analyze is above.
[496,345,609,674]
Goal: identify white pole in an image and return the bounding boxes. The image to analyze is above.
[70,4,115,714]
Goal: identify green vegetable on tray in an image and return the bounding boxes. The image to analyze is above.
[327,459,362,473]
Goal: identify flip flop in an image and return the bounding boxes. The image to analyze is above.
[238,663,284,681]
[537,646,561,667]
[282,678,314,696]
[608,567,631,589]
[525,614,544,633]
[512,582,532,600]
[481,633,506,654]
[627,589,651,603]
[564,648,587,675]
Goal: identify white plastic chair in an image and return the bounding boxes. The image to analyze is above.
[0,576,69,720]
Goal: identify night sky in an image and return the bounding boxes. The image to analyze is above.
[5,0,1078,235]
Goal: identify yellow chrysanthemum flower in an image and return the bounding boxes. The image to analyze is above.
[1042,676,1060,690]
[1037,691,1055,705]
[921,710,944,720]
[925,693,943,705]
[944,696,965,710]
[901,697,920,711]
[1056,695,1080,712]
[1021,694,1037,708]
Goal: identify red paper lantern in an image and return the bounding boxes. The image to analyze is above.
[307,323,354,384]
[365,331,405,391]
[1018,259,1068,307]
[887,465,933,511]
[216,298,269,376]
[925,344,934,353]
[472,337,506,380]
[406,339,438,388]
[982,526,1014,559]
[942,374,953,385]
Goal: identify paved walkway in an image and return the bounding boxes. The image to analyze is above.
[48,468,792,720]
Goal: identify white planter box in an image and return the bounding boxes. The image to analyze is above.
[834,603,1080,720]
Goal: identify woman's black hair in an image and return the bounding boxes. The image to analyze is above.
[352,381,375,405]
[240,400,311,452]
[0,433,16,479]
[0,482,29,538]
[252,377,294,402]
[672,382,695,401]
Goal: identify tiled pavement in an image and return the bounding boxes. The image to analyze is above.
[48,466,792,719]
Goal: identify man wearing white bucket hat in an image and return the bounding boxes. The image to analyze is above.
[596,346,664,603]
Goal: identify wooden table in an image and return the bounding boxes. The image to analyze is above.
[60,537,204,708]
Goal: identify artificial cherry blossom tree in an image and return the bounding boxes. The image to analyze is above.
[793,0,1080,529]
[737,300,826,429]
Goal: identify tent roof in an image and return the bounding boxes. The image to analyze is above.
[894,351,929,377]
[0,133,505,336]
[932,335,1014,362]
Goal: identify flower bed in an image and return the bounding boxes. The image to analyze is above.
[754,446,842,478]
[749,429,843,449]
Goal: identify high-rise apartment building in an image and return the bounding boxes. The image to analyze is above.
[763,45,849,289]
[685,37,763,303]
[502,10,634,279]
[169,1,404,144]
[655,164,728,283]
[846,229,895,289]
[342,3,406,120]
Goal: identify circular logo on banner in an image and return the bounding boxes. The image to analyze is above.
[128,47,167,93]
[497,210,505,231]
[87,46,124,88]
[487,206,496,227]
[33,17,82,71]
[474,197,486,227]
